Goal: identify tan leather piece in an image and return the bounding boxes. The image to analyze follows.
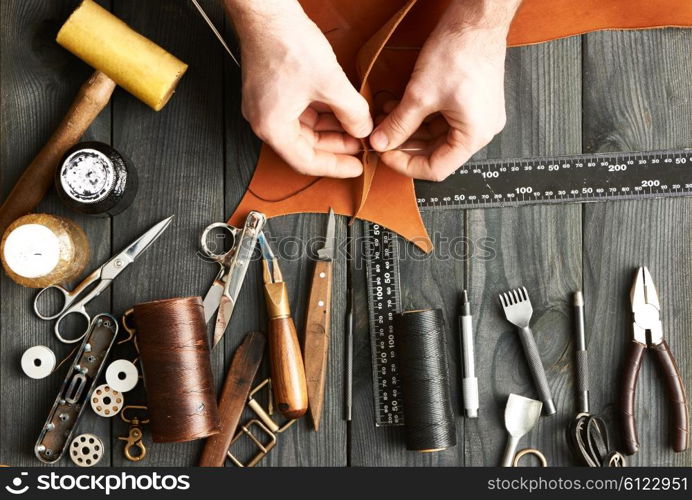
[229,0,692,253]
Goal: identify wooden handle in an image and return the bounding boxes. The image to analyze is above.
[620,340,646,455]
[0,70,115,236]
[652,340,689,452]
[303,260,332,430]
[198,331,266,467]
[269,316,308,419]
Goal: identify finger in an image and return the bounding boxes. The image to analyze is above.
[320,78,374,138]
[428,128,479,175]
[301,124,361,154]
[370,90,432,152]
[380,130,474,181]
[269,120,364,178]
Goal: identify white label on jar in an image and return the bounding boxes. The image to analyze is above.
[3,224,61,278]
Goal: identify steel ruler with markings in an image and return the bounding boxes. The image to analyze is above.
[365,149,692,426]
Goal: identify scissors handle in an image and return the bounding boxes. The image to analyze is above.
[54,308,92,344]
[200,223,238,260]
[33,285,73,320]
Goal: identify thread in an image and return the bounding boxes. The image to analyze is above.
[0,214,89,288]
[394,308,457,452]
[133,297,220,443]
[56,142,138,216]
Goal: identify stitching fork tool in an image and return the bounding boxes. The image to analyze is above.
[200,211,266,347]
[33,216,174,344]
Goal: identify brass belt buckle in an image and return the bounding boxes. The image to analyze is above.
[227,379,296,467]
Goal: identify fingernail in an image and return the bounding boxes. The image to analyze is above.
[370,130,388,151]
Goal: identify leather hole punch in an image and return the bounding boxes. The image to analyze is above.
[227,379,296,467]
[118,405,149,462]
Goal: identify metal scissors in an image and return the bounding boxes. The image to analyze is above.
[34,216,174,344]
[200,211,266,347]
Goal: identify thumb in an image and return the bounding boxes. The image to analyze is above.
[370,91,430,151]
[322,77,373,138]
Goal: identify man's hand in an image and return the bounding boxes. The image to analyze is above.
[370,0,521,181]
[225,0,372,178]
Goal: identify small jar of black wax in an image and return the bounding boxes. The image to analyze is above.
[56,142,138,216]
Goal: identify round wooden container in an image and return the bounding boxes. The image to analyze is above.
[0,214,90,288]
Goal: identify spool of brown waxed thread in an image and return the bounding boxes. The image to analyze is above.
[0,214,89,288]
[133,296,220,443]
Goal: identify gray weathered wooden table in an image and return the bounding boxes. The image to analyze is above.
[1,0,691,467]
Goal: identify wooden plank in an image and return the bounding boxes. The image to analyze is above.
[220,3,348,464]
[0,0,112,466]
[582,29,692,467]
[223,215,349,467]
[350,37,583,466]
[350,212,466,466]
[108,0,224,466]
[463,38,582,467]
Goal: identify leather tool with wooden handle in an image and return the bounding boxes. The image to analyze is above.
[620,266,689,455]
[0,0,187,236]
[303,209,335,430]
[259,234,308,419]
[198,331,266,467]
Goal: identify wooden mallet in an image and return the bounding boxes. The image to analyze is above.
[0,0,188,235]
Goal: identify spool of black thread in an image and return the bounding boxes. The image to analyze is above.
[395,308,457,452]
[55,141,138,216]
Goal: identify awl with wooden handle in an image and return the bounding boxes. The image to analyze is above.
[259,233,308,419]
[303,209,335,430]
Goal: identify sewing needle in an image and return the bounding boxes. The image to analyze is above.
[191,0,240,67]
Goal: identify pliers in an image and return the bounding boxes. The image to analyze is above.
[621,266,689,455]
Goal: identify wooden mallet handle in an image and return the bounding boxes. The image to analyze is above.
[0,70,115,236]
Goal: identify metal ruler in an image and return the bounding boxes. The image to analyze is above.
[364,223,404,426]
[365,148,692,426]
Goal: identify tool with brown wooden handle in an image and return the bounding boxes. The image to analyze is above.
[303,209,335,430]
[303,259,332,430]
[0,0,187,236]
[259,234,308,419]
[198,331,266,467]
[621,266,689,455]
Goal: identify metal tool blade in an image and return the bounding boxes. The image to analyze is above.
[203,278,225,323]
[631,266,663,344]
[206,212,265,345]
[317,208,336,261]
[102,216,174,280]
[213,294,235,347]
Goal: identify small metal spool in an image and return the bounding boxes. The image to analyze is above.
[21,346,56,379]
[70,434,104,467]
[90,384,124,417]
[105,359,139,393]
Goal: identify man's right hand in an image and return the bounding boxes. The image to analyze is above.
[226,0,372,178]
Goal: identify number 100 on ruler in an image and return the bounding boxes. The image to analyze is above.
[365,223,404,426]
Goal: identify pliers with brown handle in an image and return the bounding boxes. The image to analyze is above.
[621,266,689,455]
